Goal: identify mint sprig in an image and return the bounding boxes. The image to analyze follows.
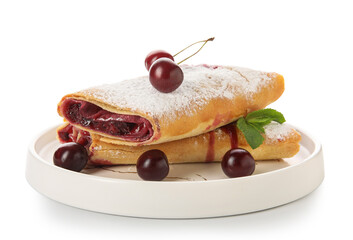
[236,108,286,149]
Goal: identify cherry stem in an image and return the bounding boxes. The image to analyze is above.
[173,37,215,65]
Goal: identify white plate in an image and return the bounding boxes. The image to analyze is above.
[26,124,324,218]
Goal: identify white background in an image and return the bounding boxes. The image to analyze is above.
[1,0,352,239]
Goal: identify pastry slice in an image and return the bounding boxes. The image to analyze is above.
[57,65,284,146]
[57,122,301,165]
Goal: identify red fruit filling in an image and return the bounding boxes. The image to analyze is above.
[57,123,92,147]
[60,99,153,142]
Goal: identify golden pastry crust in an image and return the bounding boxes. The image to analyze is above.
[80,122,301,165]
[57,65,285,146]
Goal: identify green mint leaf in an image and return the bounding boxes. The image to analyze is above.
[236,109,286,149]
[248,117,272,128]
[237,117,264,149]
[246,108,286,124]
[249,122,265,133]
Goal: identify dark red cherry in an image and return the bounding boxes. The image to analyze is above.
[145,50,174,70]
[149,58,184,93]
[53,142,88,172]
[136,149,169,181]
[221,148,255,178]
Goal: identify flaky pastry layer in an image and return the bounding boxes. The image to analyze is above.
[73,122,301,165]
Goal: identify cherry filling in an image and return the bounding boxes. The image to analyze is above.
[60,99,153,141]
[57,124,92,147]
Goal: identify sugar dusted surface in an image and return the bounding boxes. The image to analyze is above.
[264,122,295,143]
[83,65,273,119]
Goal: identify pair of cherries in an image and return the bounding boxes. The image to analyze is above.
[145,37,215,93]
[145,50,183,93]
[136,148,255,181]
[52,142,169,180]
[52,143,169,180]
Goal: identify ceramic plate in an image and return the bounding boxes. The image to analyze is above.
[26,124,324,218]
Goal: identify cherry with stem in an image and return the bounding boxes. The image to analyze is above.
[147,37,215,93]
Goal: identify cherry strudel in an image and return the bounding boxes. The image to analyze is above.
[57,121,301,165]
[57,65,284,146]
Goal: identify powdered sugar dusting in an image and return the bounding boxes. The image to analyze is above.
[83,65,273,119]
[264,122,295,143]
